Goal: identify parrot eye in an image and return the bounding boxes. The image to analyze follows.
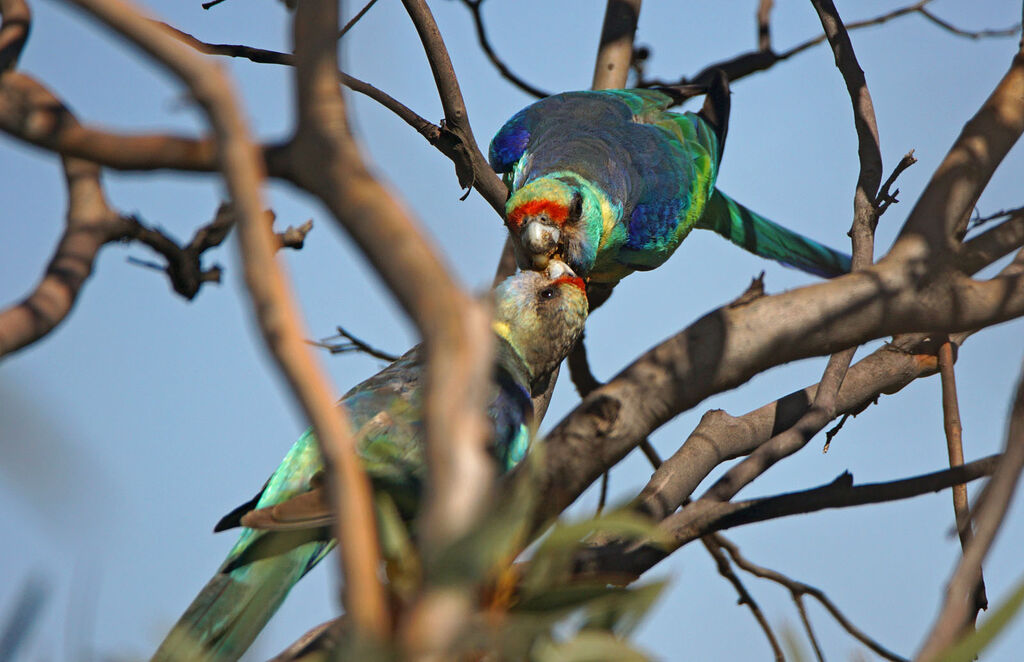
[539,287,555,299]
[569,191,583,222]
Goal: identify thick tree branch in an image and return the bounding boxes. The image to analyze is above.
[688,0,885,513]
[0,0,29,71]
[896,44,1024,255]
[520,38,1024,534]
[591,0,641,90]
[65,0,392,638]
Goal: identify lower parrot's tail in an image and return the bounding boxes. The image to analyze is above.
[151,531,331,662]
[699,189,852,278]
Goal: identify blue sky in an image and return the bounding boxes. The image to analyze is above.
[2,1,1024,660]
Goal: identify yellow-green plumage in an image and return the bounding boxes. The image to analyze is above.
[151,264,589,662]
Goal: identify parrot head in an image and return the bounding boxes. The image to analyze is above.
[492,260,588,388]
[505,177,606,278]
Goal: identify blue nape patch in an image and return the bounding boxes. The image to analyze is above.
[489,121,531,173]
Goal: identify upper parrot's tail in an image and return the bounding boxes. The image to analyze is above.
[698,189,852,278]
[151,530,331,662]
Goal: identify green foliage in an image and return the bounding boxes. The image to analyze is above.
[937,571,1024,662]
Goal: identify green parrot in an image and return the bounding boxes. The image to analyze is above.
[489,73,851,307]
[151,262,589,662]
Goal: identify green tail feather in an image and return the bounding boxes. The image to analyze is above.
[698,189,851,278]
[151,537,330,662]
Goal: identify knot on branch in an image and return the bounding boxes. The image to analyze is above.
[435,119,476,199]
[579,393,621,438]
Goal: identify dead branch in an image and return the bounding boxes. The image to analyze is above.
[877,151,918,216]
[65,0,392,638]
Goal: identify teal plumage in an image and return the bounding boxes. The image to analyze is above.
[489,74,851,292]
[151,263,589,662]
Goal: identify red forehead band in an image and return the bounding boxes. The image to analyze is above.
[553,274,587,295]
[507,199,569,230]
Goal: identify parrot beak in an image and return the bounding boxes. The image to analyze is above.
[545,260,576,280]
[522,221,561,268]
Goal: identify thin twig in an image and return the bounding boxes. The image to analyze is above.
[916,359,1024,660]
[338,0,379,39]
[968,204,1024,231]
[641,1,1018,91]
[919,8,1021,40]
[876,150,918,217]
[157,21,510,215]
[938,338,988,627]
[317,325,400,362]
[794,594,826,662]
[704,535,784,662]
[457,0,550,98]
[719,538,907,662]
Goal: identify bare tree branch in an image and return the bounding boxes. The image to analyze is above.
[896,43,1024,254]
[457,0,550,99]
[644,1,1019,91]
[0,156,133,358]
[916,366,1024,659]
[686,0,885,520]
[571,454,1001,581]
[938,338,988,627]
[315,325,400,362]
[703,534,784,661]
[756,0,774,52]
[520,37,1024,535]
[0,0,29,71]
[65,0,393,639]
[400,0,505,208]
[718,538,908,662]
[288,0,500,651]
[591,0,642,90]
[338,0,379,40]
